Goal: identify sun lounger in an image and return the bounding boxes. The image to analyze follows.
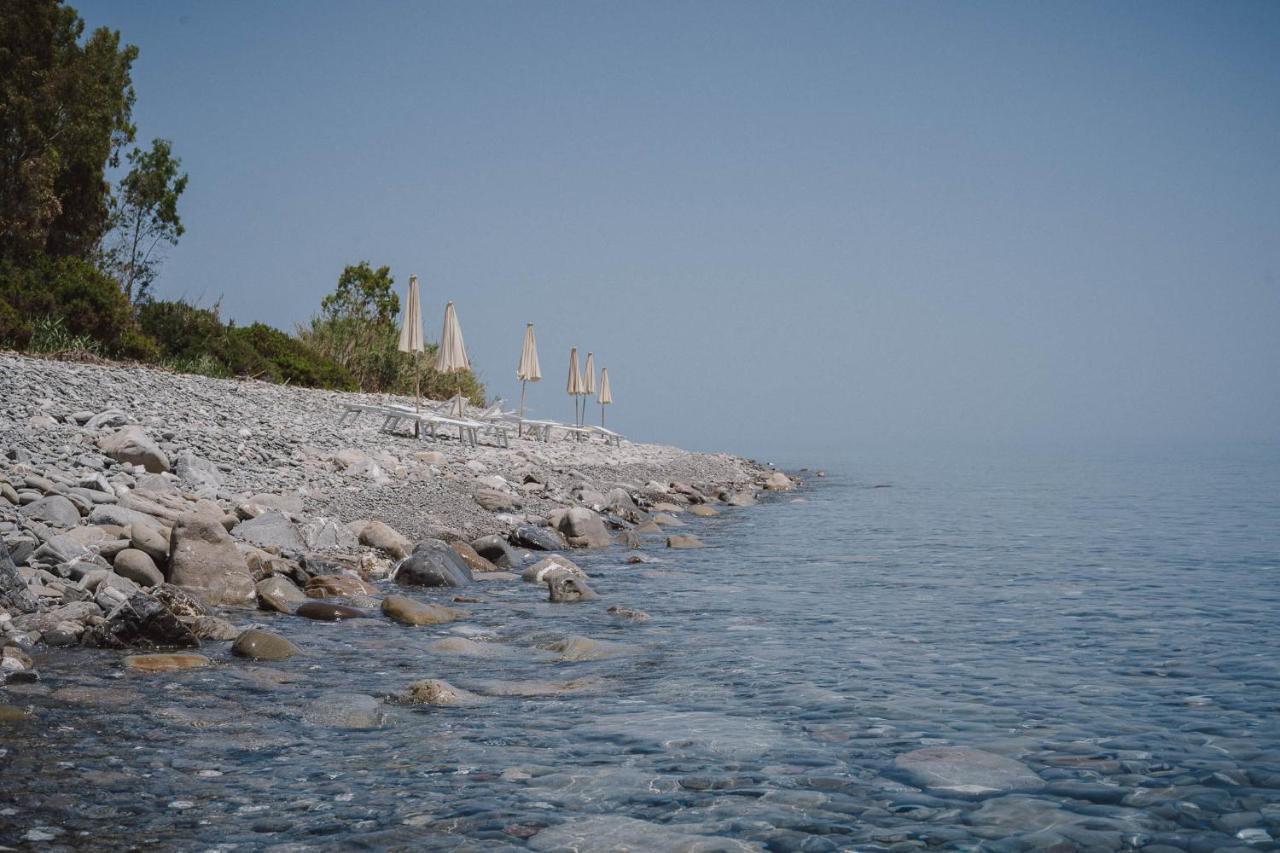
[589,425,623,447]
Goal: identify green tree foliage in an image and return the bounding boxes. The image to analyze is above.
[0,0,138,262]
[300,262,485,403]
[103,138,188,303]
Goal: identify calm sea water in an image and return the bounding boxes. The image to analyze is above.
[3,443,1279,851]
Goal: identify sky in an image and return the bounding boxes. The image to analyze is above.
[76,0,1280,461]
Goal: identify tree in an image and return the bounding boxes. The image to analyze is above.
[321,261,399,324]
[0,1,138,262]
[103,138,188,303]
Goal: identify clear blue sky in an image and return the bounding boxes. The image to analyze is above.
[78,0,1280,460]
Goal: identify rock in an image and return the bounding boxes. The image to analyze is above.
[298,517,357,550]
[511,525,565,552]
[548,574,599,603]
[607,606,650,622]
[521,554,587,583]
[413,450,446,465]
[0,542,39,614]
[231,512,305,552]
[94,573,141,612]
[98,425,169,473]
[1,644,35,675]
[183,615,239,641]
[688,504,719,517]
[129,520,170,563]
[726,491,757,507]
[666,534,705,549]
[634,521,662,535]
[84,409,129,430]
[174,451,223,497]
[89,592,200,650]
[358,520,411,559]
[149,583,211,620]
[381,595,468,626]
[295,601,368,621]
[427,637,503,657]
[525,816,758,852]
[473,487,517,512]
[231,628,300,661]
[763,471,794,491]
[556,507,612,549]
[398,678,490,706]
[450,540,499,573]
[893,747,1045,797]
[305,573,375,599]
[471,535,519,568]
[124,653,212,672]
[394,540,473,588]
[256,575,308,613]
[544,636,629,661]
[302,693,385,729]
[19,495,81,528]
[167,513,256,607]
[242,493,305,515]
[112,549,164,587]
[652,513,684,527]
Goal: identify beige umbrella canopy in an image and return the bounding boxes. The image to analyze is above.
[597,367,612,427]
[436,301,470,419]
[566,347,585,425]
[397,275,426,433]
[581,352,597,426]
[516,323,541,436]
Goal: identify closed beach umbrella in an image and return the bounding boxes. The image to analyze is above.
[397,274,425,433]
[598,367,612,427]
[516,323,541,435]
[436,301,470,422]
[582,352,596,425]
[566,347,585,426]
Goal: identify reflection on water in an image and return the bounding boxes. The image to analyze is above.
[3,445,1279,851]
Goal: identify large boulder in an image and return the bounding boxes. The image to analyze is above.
[358,521,411,559]
[174,451,223,497]
[88,591,200,650]
[556,507,612,549]
[232,511,305,552]
[548,573,599,603]
[511,525,566,552]
[19,495,81,528]
[298,517,357,550]
[450,540,499,573]
[0,542,39,614]
[167,513,256,607]
[471,535,519,568]
[398,679,490,706]
[112,549,164,587]
[256,575,308,613]
[304,573,375,599]
[394,540,473,588]
[98,425,170,473]
[763,471,794,491]
[521,554,588,583]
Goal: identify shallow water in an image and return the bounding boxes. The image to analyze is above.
[3,443,1279,851]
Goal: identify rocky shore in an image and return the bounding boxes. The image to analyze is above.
[0,351,796,685]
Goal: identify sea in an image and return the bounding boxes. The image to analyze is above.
[2,442,1278,851]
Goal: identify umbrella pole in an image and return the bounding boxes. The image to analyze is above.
[518,380,526,438]
[413,353,421,439]
[601,404,605,428]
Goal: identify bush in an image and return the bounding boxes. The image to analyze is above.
[0,255,154,358]
[138,299,354,390]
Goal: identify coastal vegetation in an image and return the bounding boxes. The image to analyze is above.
[0,0,483,402]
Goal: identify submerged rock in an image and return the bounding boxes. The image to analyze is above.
[548,574,599,603]
[89,592,200,650]
[302,693,386,729]
[381,595,468,626]
[124,653,212,673]
[543,636,629,661]
[397,678,490,706]
[893,747,1045,797]
[666,534,705,549]
[295,601,368,621]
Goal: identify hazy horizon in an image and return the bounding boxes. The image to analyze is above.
[76,0,1280,460]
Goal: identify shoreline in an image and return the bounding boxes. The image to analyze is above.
[1,350,799,678]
